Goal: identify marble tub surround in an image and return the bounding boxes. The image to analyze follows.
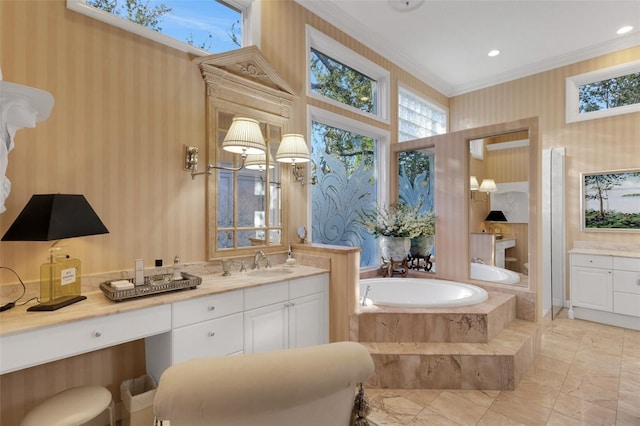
[363,319,540,390]
[354,289,541,390]
[355,293,516,343]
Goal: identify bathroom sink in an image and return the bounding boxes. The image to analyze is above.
[247,268,293,277]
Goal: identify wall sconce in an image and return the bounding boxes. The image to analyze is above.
[275,134,312,185]
[245,151,281,188]
[185,117,266,179]
[470,176,496,202]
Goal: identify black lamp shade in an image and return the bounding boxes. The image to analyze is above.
[2,194,109,241]
[485,210,508,222]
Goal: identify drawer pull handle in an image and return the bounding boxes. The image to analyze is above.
[208,331,216,337]
[208,306,216,311]
[93,331,102,338]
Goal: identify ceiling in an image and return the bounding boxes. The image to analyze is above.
[295,0,640,97]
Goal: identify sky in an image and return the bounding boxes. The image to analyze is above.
[104,0,241,53]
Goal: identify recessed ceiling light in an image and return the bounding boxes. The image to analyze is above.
[488,50,500,57]
[617,26,633,35]
[388,0,424,12]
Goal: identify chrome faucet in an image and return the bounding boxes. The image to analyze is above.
[253,250,267,269]
[361,285,371,307]
[472,257,486,264]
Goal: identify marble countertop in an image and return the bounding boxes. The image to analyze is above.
[0,265,327,337]
[569,247,640,258]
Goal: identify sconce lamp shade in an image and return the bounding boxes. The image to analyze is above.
[470,176,480,191]
[244,150,275,170]
[479,178,497,192]
[2,194,109,241]
[222,117,266,155]
[276,134,310,163]
[485,210,508,222]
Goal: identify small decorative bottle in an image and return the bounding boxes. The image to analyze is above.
[171,255,182,281]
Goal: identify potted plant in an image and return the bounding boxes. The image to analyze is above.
[359,203,435,261]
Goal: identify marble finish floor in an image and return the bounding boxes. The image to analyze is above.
[366,311,640,425]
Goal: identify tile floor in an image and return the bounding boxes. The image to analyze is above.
[366,311,640,425]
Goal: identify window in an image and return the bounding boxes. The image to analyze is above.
[398,86,447,142]
[309,106,390,268]
[566,60,640,123]
[306,26,390,123]
[67,0,254,55]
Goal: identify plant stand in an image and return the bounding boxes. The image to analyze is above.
[380,257,409,277]
[408,253,433,272]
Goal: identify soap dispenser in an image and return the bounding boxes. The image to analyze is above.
[285,244,297,266]
[171,255,182,280]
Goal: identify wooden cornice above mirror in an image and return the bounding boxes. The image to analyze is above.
[193,45,296,118]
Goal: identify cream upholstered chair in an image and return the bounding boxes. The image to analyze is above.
[153,341,375,426]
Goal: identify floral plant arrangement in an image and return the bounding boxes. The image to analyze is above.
[359,202,435,238]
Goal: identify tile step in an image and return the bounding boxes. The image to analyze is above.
[361,319,541,390]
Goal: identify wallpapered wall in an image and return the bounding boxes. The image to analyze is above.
[0,0,447,285]
[450,46,640,251]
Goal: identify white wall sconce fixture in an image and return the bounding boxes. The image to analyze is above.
[470,176,496,202]
[245,150,281,188]
[185,117,266,179]
[275,134,312,185]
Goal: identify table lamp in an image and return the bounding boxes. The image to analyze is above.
[484,210,507,238]
[2,194,109,311]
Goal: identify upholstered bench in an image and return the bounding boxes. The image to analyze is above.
[21,385,114,426]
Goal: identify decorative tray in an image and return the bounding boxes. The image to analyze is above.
[100,272,202,302]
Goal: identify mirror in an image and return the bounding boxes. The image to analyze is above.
[194,47,296,260]
[391,118,537,293]
[468,131,529,287]
[214,110,283,252]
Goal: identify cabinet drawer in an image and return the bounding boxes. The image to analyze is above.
[244,281,288,310]
[571,253,612,269]
[613,256,640,272]
[1,305,171,374]
[173,290,243,328]
[289,274,328,299]
[172,313,244,364]
[613,270,640,294]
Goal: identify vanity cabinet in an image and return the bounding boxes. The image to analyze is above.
[570,254,613,312]
[569,251,640,330]
[612,257,640,317]
[146,290,244,381]
[1,305,171,375]
[470,233,516,268]
[244,274,328,354]
[146,272,329,382]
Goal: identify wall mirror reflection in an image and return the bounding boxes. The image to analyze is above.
[215,111,283,251]
[468,131,530,287]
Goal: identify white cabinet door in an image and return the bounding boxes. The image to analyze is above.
[289,292,326,348]
[243,302,288,353]
[571,266,613,312]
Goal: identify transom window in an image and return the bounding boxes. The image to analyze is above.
[310,48,377,115]
[566,60,640,123]
[67,0,250,55]
[306,25,390,123]
[398,86,447,142]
